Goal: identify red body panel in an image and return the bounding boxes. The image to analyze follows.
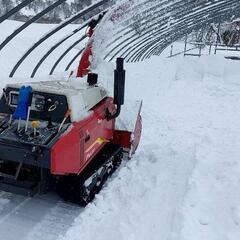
[113,130,131,149]
[77,40,93,78]
[51,98,115,175]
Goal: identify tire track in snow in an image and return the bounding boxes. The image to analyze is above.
[0,193,82,240]
[26,201,82,240]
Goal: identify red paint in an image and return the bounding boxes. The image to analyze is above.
[77,24,96,78]
[113,130,131,149]
[51,98,142,175]
[51,98,115,175]
[86,27,94,37]
[77,40,93,78]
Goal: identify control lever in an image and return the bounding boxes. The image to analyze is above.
[12,86,32,132]
[25,93,33,132]
[8,109,13,126]
[47,116,54,129]
[31,121,40,138]
[58,109,71,132]
[2,89,7,103]
[45,98,53,129]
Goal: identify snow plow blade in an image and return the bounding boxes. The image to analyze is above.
[114,100,142,156]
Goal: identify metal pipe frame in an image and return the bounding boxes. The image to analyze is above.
[49,35,87,75]
[101,0,240,63]
[128,4,230,62]
[1,0,240,78]
[0,0,66,51]
[65,48,84,71]
[9,0,113,78]
[121,0,237,61]
[30,23,87,78]
[105,0,188,61]
[105,0,176,50]
[104,0,210,61]
[130,2,240,61]
[0,0,36,24]
[134,2,239,61]
[31,9,108,78]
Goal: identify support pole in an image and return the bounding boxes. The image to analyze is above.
[214,23,221,54]
[184,34,188,57]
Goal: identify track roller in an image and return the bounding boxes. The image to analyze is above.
[56,143,123,205]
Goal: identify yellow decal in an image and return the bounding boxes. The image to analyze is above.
[86,137,109,153]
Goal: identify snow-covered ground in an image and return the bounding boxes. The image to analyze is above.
[61,55,240,240]
[1,19,240,240]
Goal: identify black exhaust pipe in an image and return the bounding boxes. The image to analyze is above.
[87,73,98,86]
[107,58,125,120]
[114,58,125,106]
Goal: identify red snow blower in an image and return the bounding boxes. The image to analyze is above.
[0,56,142,205]
[0,11,142,205]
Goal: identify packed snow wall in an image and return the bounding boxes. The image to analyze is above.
[0,0,240,78]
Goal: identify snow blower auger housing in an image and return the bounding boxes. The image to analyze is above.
[0,58,142,205]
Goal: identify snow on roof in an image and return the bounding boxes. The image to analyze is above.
[6,79,108,122]
[7,80,89,95]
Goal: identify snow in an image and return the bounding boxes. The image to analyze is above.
[116,100,142,132]
[1,18,240,240]
[0,20,84,80]
[6,79,107,122]
[59,54,240,240]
